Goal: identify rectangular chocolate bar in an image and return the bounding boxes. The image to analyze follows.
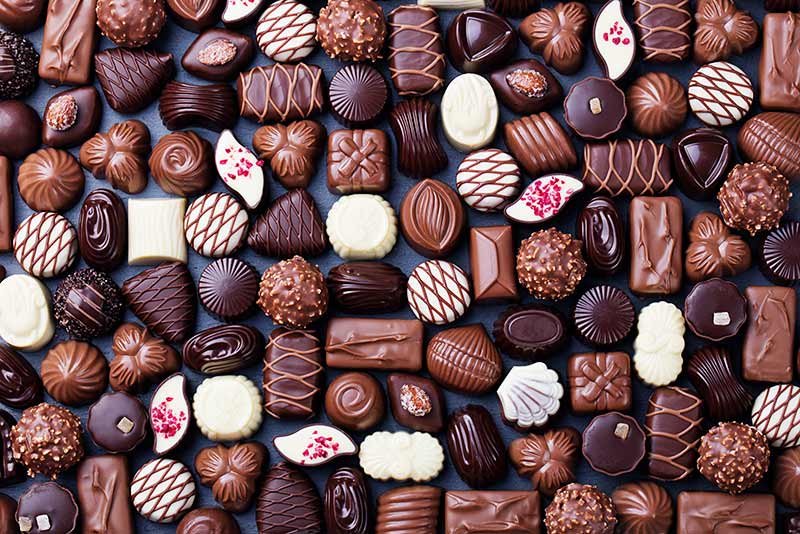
[632,0,691,63]
[237,64,324,123]
[469,225,518,303]
[742,286,795,383]
[326,318,423,371]
[759,13,800,112]
[444,491,541,534]
[567,352,632,414]
[629,196,683,295]
[264,328,323,419]
[677,492,775,534]
[583,140,672,197]
[645,387,703,481]
[327,129,390,194]
[38,0,98,85]
[77,455,135,534]
[0,157,12,251]
[387,5,446,96]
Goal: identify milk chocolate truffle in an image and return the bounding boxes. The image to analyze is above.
[96,0,166,47]
[317,0,386,62]
[0,31,38,100]
[774,447,800,508]
[697,422,770,494]
[149,131,214,196]
[0,100,40,160]
[11,403,83,479]
[177,508,240,534]
[717,162,790,236]
[611,482,673,534]
[18,148,84,213]
[517,228,587,300]
[53,268,124,340]
[626,72,687,137]
[41,341,108,406]
[545,483,617,534]
[257,256,328,328]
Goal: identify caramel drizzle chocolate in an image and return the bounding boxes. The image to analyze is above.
[387,5,446,96]
[632,198,680,294]
[645,387,703,481]
[632,0,691,62]
[238,64,324,123]
[327,333,412,360]
[264,329,323,419]
[583,140,672,197]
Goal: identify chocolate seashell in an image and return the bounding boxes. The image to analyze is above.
[738,112,800,181]
[611,481,674,534]
[389,98,448,179]
[184,325,264,375]
[400,179,465,259]
[256,462,322,533]
[446,404,507,488]
[95,48,175,114]
[493,304,568,360]
[427,324,502,394]
[687,345,751,421]
[159,81,238,132]
[0,344,42,408]
[149,131,215,196]
[324,467,370,534]
[576,196,625,276]
[328,261,407,314]
[78,189,126,272]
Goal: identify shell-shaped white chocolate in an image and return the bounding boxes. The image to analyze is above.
[131,458,196,523]
[593,0,636,81]
[359,431,444,482]
[688,61,753,127]
[13,211,77,278]
[407,260,472,325]
[0,274,55,351]
[441,73,498,152]
[326,194,397,260]
[751,384,800,449]
[184,192,248,258]
[256,0,317,62]
[504,174,584,224]
[633,301,685,387]
[455,148,521,212]
[193,375,263,441]
[497,362,563,428]
[215,129,265,211]
[274,424,358,466]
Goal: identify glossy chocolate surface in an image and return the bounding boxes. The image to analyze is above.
[446,10,517,73]
[576,196,625,276]
[671,128,732,200]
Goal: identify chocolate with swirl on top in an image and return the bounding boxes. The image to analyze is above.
[324,468,370,534]
[327,262,407,314]
[159,81,238,132]
[389,98,448,179]
[632,0,691,63]
[645,387,704,481]
[326,318,423,371]
[149,131,215,196]
[237,64,324,123]
[387,6,445,96]
[576,197,625,276]
[183,324,264,375]
[0,345,42,408]
[263,328,323,419]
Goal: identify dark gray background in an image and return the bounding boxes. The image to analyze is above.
[2,0,797,531]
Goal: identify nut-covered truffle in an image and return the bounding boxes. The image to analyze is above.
[257,255,328,328]
[317,0,386,62]
[626,72,687,138]
[697,421,770,494]
[544,483,617,534]
[41,340,108,406]
[0,30,38,100]
[717,162,791,236]
[53,268,124,339]
[11,403,84,479]
[516,228,587,300]
[96,0,166,48]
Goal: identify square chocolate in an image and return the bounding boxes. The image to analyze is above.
[567,352,632,414]
[759,13,800,112]
[676,492,774,533]
[327,129,390,194]
[742,286,795,383]
[628,196,683,295]
[469,225,518,303]
[445,491,541,534]
[386,373,445,433]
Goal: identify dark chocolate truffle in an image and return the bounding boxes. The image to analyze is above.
[517,228,587,300]
[717,162,790,236]
[53,268,124,340]
[257,255,328,328]
[0,31,38,100]
[317,0,385,62]
[697,422,769,494]
[40,341,108,406]
[199,258,259,322]
[759,221,800,285]
[0,100,41,160]
[545,483,617,534]
[573,285,634,347]
[11,403,84,479]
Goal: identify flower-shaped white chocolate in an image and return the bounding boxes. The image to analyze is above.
[633,301,685,387]
[359,431,444,482]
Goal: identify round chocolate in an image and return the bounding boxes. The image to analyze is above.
[96,0,166,47]
[40,340,108,406]
[563,76,627,140]
[582,412,646,476]
[697,422,770,494]
[672,128,732,200]
[18,148,85,212]
[626,72,687,138]
[42,87,102,149]
[87,391,148,453]
[325,372,385,432]
[611,482,673,534]
[16,482,78,534]
[53,268,124,339]
[199,258,259,321]
[493,304,568,360]
[718,162,791,236]
[0,31,38,100]
[149,131,215,196]
[516,228,587,300]
[78,188,127,273]
[683,278,747,341]
[545,483,617,534]
[446,10,517,73]
[328,261,407,314]
[317,0,385,62]
[257,256,328,329]
[573,285,634,347]
[0,100,40,159]
[760,221,800,286]
[329,64,388,128]
[177,508,240,534]
[11,403,84,479]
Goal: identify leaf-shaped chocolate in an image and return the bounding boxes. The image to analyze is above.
[399,179,465,258]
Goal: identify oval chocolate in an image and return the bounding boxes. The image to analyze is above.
[576,196,625,276]
[78,189,127,272]
[0,344,43,408]
[399,179,465,258]
[427,324,502,395]
[328,261,407,314]
[493,304,568,361]
[183,324,264,375]
[446,404,507,488]
[323,467,370,534]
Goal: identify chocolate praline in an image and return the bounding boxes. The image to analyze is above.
[626,72,687,138]
[516,228,587,300]
[199,258,259,321]
[582,412,646,476]
[42,87,102,149]
[0,100,41,160]
[686,346,752,421]
[11,403,84,479]
[759,221,800,285]
[446,10,517,73]
[16,482,78,534]
[717,162,791,236]
[672,128,732,200]
[0,31,38,100]
[773,447,800,508]
[40,341,108,406]
[87,391,148,453]
[53,268,124,339]
[183,324,264,375]
[177,508,240,534]
[0,345,43,408]
[182,29,255,82]
[573,285,634,347]
[328,64,389,128]
[324,467,370,534]
[317,0,385,62]
[545,483,617,534]
[96,0,166,47]
[386,373,444,433]
[564,76,627,140]
[697,422,769,494]
[683,278,747,341]
[257,256,328,328]
[493,304,569,360]
[488,59,563,115]
[78,189,127,273]
[149,130,215,196]
[325,372,385,432]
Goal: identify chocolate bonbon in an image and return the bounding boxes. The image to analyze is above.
[687,346,752,421]
[182,28,255,82]
[0,31,36,99]
[12,403,83,479]
[375,485,441,534]
[77,455,134,534]
[256,462,321,533]
[274,424,357,466]
[0,411,24,485]
[761,222,800,285]
[455,149,519,213]
[509,428,579,497]
[489,59,562,115]
[326,318,423,371]
[504,174,583,225]
[326,129,389,194]
[545,484,617,534]
[583,139,672,196]
[389,98,448,178]
[564,76,627,140]
[446,10,516,73]
[447,405,506,488]
[0,0,44,32]
[109,322,181,393]
[38,0,95,85]
[215,129,267,211]
[166,0,221,31]
[237,64,324,123]
[568,352,632,414]
[400,179,463,258]
[427,324,501,394]
[183,192,248,257]
[573,286,634,347]
[683,278,746,341]
[751,384,800,448]
[13,211,77,279]
[53,268,123,340]
[645,387,703,481]
[593,0,635,80]
[0,101,40,160]
[520,2,590,74]
[387,373,444,433]
[258,256,328,328]
[78,189,126,273]
[264,328,323,419]
[87,391,147,453]
[629,196,683,295]
[328,262,407,314]
[583,412,645,476]
[18,148,84,213]
[41,341,107,406]
[325,372,385,431]
[248,189,327,258]
[42,87,101,148]
[694,0,758,64]
[407,260,471,325]
[159,81,237,132]
[504,113,576,177]
[195,442,267,512]
[445,491,540,534]
[150,373,191,456]
[576,197,625,276]
[255,120,325,190]
[359,431,444,482]
[627,73,686,137]
[634,303,685,387]
[95,48,175,114]
[198,259,258,322]
[127,198,187,264]
[16,482,78,534]
[184,324,262,375]
[493,304,568,360]
[80,120,150,194]
[688,61,753,126]
[672,128,732,200]
[327,194,397,260]
[329,64,388,128]
[686,212,750,282]
[194,375,262,441]
[177,509,240,534]
[760,13,800,111]
[676,492,774,533]
[324,468,369,534]
[131,458,196,523]
[256,0,316,62]
[0,275,54,352]
[317,0,385,62]
[611,482,673,534]
[517,228,586,300]
[96,0,165,47]
[0,344,42,408]
[441,73,498,152]
[742,286,795,382]
[738,112,800,181]
[498,362,562,430]
[387,5,445,96]
[774,447,800,508]
[0,158,9,251]
[697,422,769,494]
[632,0,691,62]
[469,225,518,303]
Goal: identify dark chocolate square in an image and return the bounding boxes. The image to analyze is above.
[327,129,390,194]
[386,373,445,433]
[567,352,632,414]
[444,491,541,534]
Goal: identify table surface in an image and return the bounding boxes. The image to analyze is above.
[2,0,797,532]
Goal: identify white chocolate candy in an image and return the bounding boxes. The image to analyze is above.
[13,211,77,278]
[193,375,263,441]
[0,275,55,351]
[273,424,358,467]
[751,384,800,449]
[593,0,635,81]
[441,73,498,152]
[456,148,521,212]
[222,0,266,26]
[215,129,266,211]
[359,431,444,482]
[688,61,753,127]
[504,174,583,224]
[184,192,248,258]
[497,362,563,429]
[633,301,685,387]
[150,373,191,457]
[256,0,316,62]
[326,194,397,260]
[131,458,196,523]
[128,198,187,265]
[407,260,472,325]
